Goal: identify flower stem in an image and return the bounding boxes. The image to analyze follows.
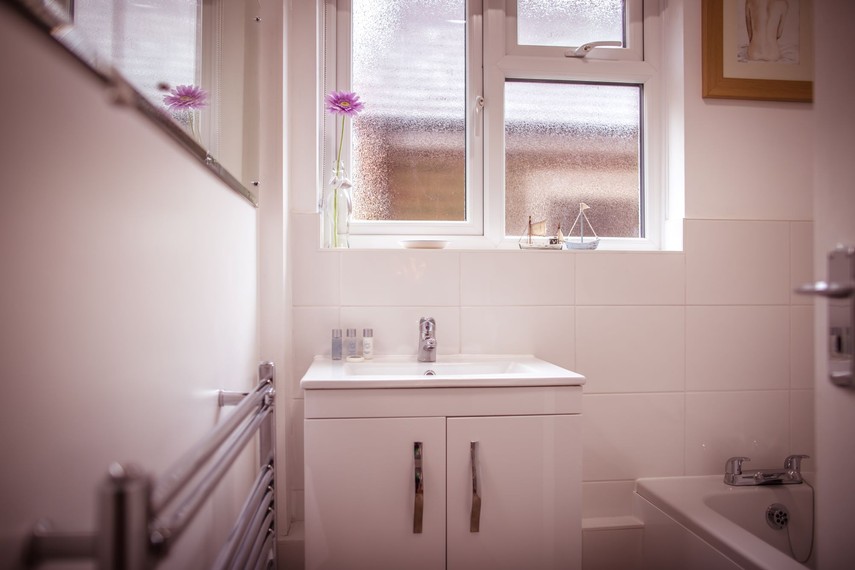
[335,116,345,177]
[333,188,339,247]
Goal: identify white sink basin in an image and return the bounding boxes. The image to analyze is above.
[300,354,586,389]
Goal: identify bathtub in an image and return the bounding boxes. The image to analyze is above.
[635,475,814,570]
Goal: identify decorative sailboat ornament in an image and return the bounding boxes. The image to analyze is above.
[518,216,563,250]
[564,203,600,250]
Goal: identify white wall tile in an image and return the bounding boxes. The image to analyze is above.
[290,213,341,306]
[790,390,815,460]
[287,398,305,492]
[291,306,340,395]
[461,252,574,306]
[685,391,789,475]
[790,222,814,305]
[790,305,815,390]
[576,307,685,393]
[291,489,305,524]
[582,394,684,481]
[575,253,685,306]
[460,306,575,370]
[340,251,460,306]
[686,306,790,391]
[582,528,643,570]
[685,220,790,305]
[339,306,461,355]
[582,481,638,518]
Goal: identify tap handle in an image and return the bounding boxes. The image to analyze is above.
[725,456,750,475]
[419,317,435,335]
[784,454,810,472]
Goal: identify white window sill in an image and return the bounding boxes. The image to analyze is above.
[323,235,669,252]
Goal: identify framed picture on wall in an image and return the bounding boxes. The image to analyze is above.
[702,0,813,102]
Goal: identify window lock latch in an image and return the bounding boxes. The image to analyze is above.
[565,40,622,58]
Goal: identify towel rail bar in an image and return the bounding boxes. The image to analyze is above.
[26,361,277,570]
[212,461,274,570]
[151,377,273,514]
[151,403,273,552]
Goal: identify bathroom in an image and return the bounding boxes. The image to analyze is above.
[0,0,853,569]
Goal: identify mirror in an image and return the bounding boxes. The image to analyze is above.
[10,0,259,205]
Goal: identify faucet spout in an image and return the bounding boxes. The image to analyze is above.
[418,317,436,362]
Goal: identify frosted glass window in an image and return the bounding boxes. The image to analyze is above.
[505,80,641,238]
[350,0,466,222]
[517,0,625,47]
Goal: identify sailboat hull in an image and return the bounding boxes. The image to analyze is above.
[564,238,600,250]
[519,242,564,250]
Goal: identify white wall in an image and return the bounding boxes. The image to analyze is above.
[286,0,815,533]
[812,1,855,567]
[0,5,260,569]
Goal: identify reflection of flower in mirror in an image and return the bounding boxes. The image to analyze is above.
[160,84,208,143]
[162,84,208,110]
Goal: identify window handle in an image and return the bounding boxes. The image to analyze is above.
[474,96,485,137]
[565,40,622,58]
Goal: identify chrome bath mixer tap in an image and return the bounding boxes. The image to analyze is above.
[724,454,810,486]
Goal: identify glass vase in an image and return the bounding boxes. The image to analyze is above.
[322,169,353,248]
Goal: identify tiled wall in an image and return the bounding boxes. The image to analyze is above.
[286,216,814,520]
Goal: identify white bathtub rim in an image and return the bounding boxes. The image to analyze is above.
[635,475,811,570]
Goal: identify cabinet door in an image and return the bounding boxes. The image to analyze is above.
[305,417,446,570]
[446,415,581,570]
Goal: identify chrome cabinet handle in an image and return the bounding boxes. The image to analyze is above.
[469,441,481,533]
[413,442,423,534]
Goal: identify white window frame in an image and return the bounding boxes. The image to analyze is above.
[323,0,665,250]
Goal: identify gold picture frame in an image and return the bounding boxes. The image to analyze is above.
[702,0,813,102]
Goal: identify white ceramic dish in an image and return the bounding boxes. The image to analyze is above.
[400,239,449,250]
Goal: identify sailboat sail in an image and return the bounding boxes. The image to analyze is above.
[528,219,547,236]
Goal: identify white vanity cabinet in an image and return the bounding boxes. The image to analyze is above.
[302,356,584,570]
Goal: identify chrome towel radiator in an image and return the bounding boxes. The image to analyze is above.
[27,362,277,570]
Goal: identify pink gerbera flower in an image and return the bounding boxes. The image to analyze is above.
[325,90,365,116]
[163,84,209,111]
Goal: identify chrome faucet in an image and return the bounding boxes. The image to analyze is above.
[418,317,436,362]
[724,454,810,486]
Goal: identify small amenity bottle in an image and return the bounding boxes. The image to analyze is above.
[362,328,374,359]
[345,328,358,358]
[331,329,342,360]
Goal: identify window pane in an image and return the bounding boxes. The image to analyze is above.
[351,0,466,222]
[505,81,641,238]
[517,0,624,47]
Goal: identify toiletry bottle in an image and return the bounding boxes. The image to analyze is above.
[362,328,374,359]
[345,328,358,358]
[331,329,342,360]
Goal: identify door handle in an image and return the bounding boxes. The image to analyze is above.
[413,442,423,533]
[795,281,854,299]
[796,245,855,387]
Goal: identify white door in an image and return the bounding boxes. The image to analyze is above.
[446,415,581,570]
[304,417,447,570]
[812,2,855,566]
